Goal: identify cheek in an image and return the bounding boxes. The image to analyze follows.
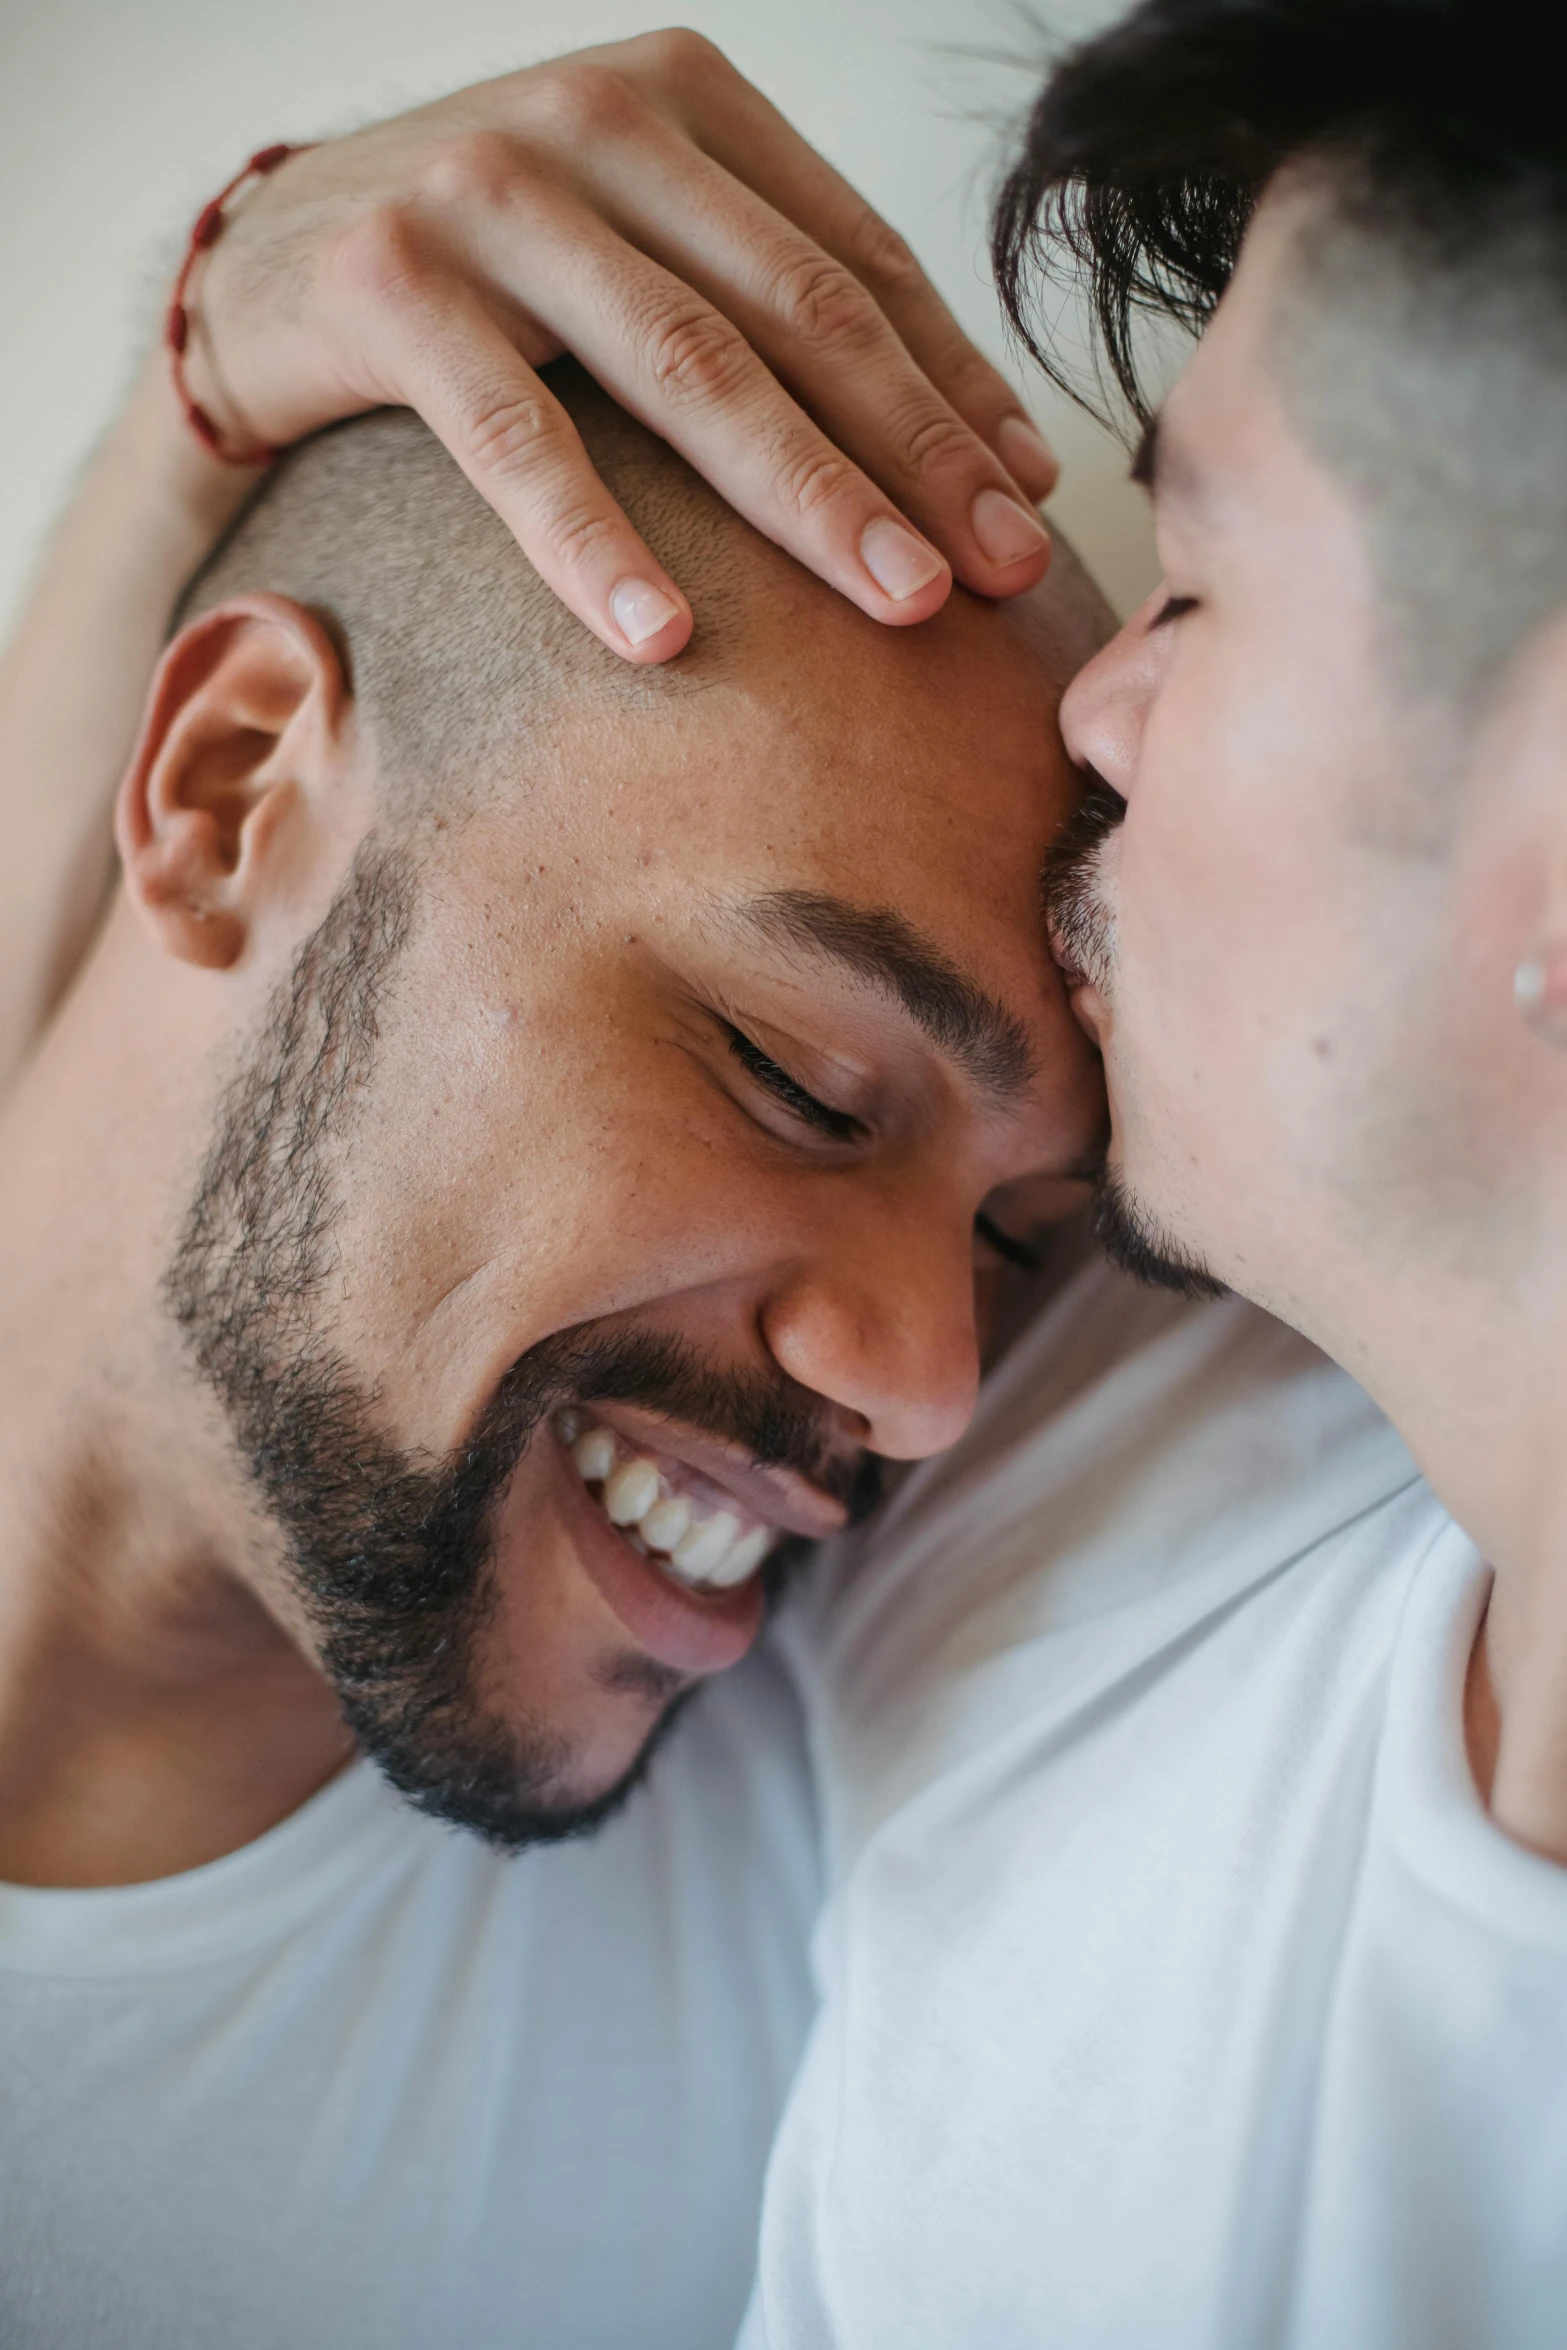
[1339,858,1537,1275]
[315,946,784,1444]
[1109,649,1374,1188]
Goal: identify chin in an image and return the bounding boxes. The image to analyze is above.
[336,1633,697,1855]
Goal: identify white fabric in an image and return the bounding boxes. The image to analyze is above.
[0,1634,820,2350]
[744,1242,1567,2349]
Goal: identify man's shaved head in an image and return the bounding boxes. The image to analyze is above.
[179,362,746,820]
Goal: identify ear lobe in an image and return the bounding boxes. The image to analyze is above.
[116,594,352,972]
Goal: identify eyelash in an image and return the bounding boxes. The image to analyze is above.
[724,1025,862,1144]
[1149,592,1198,630]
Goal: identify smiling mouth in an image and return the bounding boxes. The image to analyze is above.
[556,1410,777,1592]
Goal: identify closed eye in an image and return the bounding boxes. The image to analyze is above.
[724,1025,863,1143]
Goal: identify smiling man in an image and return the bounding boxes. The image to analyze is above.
[0,378,1097,1878]
[0,364,1107,2346]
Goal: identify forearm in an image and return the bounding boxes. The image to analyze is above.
[0,351,251,1090]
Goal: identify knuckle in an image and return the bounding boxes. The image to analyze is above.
[457,389,618,575]
[526,59,645,147]
[770,440,859,526]
[331,204,427,305]
[894,401,985,482]
[542,500,622,575]
[844,212,926,303]
[645,302,754,405]
[625,25,726,90]
[769,251,884,356]
[460,388,564,482]
[416,129,520,215]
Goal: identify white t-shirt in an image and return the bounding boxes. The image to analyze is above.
[0,1633,819,2350]
[744,1239,1567,2349]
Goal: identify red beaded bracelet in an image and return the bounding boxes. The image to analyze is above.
[165,142,306,467]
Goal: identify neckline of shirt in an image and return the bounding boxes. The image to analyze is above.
[0,1756,423,1977]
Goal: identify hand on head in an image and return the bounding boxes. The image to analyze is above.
[173,30,1058,667]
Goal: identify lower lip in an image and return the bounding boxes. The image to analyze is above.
[547,1427,766,1676]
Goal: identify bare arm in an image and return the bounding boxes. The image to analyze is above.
[0,357,253,1089]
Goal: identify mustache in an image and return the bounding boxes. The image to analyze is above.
[1042,764,1126,921]
[486,1323,875,1522]
[1043,764,1126,990]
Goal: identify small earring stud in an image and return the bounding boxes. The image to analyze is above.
[1515,955,1567,1049]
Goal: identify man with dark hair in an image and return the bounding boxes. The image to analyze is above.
[739,3,1567,2342]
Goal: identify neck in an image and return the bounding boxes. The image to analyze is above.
[1345,1238,1567,1864]
[1469,1446,1567,1866]
[0,916,349,1888]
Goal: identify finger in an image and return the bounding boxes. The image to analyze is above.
[450,137,1049,605]
[479,199,962,626]
[633,32,1059,496]
[718,144,1059,501]
[564,137,1054,598]
[347,249,694,665]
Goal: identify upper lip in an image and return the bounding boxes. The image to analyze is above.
[584,1400,852,1541]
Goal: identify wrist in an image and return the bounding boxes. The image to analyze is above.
[13,345,263,689]
[115,345,259,555]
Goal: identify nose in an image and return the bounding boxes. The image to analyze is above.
[760,1198,981,1463]
[1059,581,1178,799]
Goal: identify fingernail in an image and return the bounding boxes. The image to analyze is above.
[995,413,1058,496]
[611,578,682,646]
[860,517,946,603]
[970,487,1052,571]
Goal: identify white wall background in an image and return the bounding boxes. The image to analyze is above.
[0,0,1156,636]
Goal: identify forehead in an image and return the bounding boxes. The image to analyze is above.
[494,574,1077,950]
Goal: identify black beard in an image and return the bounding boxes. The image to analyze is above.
[165,843,869,1851]
[1090,1168,1228,1303]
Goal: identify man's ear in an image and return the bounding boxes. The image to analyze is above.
[115,594,357,972]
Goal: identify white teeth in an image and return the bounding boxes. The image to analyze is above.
[604,1457,661,1526]
[721,1523,773,1584]
[571,1428,616,1485]
[559,1412,774,1593]
[694,1524,771,1591]
[673,1510,740,1580]
[640,1494,692,1554]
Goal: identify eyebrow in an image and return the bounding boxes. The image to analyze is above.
[1131,409,1205,513]
[1131,414,1161,490]
[734,889,1035,1107]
